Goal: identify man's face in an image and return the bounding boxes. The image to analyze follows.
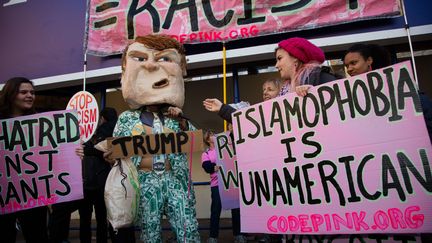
[121,42,185,109]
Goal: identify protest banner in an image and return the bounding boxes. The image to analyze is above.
[86,0,400,56]
[0,110,83,214]
[232,61,432,234]
[108,130,203,159]
[214,132,240,210]
[66,91,99,142]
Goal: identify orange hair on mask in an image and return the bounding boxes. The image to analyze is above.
[121,34,187,75]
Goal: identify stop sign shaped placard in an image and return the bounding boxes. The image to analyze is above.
[66,91,99,142]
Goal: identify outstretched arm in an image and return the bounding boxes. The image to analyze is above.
[203,98,223,112]
[203,98,237,123]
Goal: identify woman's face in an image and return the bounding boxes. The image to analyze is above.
[206,132,215,146]
[344,52,373,77]
[13,83,35,115]
[262,82,279,101]
[275,48,298,81]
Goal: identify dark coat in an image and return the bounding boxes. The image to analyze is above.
[82,121,116,190]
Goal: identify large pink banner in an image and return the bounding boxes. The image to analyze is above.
[232,61,432,234]
[0,110,83,214]
[86,0,401,56]
[214,132,240,210]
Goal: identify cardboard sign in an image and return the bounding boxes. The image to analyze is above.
[66,91,99,142]
[214,132,240,210]
[86,0,400,55]
[0,110,83,214]
[233,61,432,234]
[109,130,203,159]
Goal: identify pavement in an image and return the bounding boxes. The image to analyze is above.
[16,218,264,243]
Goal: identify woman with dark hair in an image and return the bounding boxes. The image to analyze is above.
[0,77,49,243]
[343,43,392,76]
[0,77,36,118]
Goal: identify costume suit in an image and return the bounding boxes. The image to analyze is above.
[113,108,200,243]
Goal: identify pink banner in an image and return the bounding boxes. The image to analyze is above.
[86,0,401,56]
[214,132,240,210]
[0,110,84,214]
[232,61,432,234]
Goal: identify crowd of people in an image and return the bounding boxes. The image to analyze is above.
[1,35,431,243]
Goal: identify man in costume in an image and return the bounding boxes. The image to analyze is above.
[114,34,200,242]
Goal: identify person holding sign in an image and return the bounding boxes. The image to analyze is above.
[107,34,200,242]
[201,130,247,243]
[0,77,48,243]
[275,37,338,96]
[343,43,392,77]
[204,36,339,120]
[80,107,118,243]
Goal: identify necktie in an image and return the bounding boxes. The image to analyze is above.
[152,112,165,175]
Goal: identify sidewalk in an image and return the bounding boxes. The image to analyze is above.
[16,218,261,242]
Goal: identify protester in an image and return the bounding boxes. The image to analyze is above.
[343,43,391,77]
[49,107,117,243]
[80,107,118,243]
[0,77,49,243]
[262,79,282,101]
[204,38,338,119]
[105,34,200,243]
[201,130,247,243]
[275,37,338,96]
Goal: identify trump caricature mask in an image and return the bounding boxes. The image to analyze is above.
[121,35,187,109]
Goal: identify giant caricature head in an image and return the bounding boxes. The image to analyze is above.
[121,34,187,109]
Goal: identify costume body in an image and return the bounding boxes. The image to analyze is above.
[113,108,200,243]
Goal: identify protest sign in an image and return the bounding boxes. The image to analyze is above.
[86,0,400,55]
[0,110,83,214]
[66,91,99,142]
[214,132,240,210]
[108,130,203,159]
[232,61,432,234]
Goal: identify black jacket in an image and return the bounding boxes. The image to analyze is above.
[82,121,116,190]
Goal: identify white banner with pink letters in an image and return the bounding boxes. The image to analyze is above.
[86,0,401,56]
[232,61,432,234]
[0,110,83,214]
